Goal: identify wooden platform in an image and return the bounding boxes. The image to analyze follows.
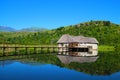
[0,46,66,56]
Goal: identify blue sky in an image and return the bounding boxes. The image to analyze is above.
[0,0,120,30]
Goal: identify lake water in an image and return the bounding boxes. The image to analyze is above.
[0,51,120,80]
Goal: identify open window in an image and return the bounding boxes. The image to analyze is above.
[69,48,88,52]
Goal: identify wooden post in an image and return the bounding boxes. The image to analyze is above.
[2,47,5,56]
[53,47,55,53]
[41,47,43,53]
[34,47,36,54]
[47,47,49,53]
[25,47,28,55]
[14,47,17,55]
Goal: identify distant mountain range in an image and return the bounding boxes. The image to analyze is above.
[19,27,48,32]
[0,26,48,32]
[0,26,16,32]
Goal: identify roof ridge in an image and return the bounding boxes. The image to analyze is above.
[57,34,98,44]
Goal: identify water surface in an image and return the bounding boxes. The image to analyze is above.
[0,51,120,80]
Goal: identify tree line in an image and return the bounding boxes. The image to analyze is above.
[0,21,120,46]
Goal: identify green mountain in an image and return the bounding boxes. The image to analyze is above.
[0,20,120,46]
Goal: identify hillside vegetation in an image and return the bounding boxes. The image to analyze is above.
[0,21,120,46]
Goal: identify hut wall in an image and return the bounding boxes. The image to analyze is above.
[58,43,98,56]
[78,43,98,50]
[58,43,69,52]
[77,50,98,56]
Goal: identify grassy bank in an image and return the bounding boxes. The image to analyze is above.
[98,45,114,51]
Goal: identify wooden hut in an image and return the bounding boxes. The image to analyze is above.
[57,34,98,56]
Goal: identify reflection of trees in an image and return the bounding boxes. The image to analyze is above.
[0,54,63,67]
[67,51,120,75]
[0,51,120,75]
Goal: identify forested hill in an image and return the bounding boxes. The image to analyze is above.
[0,21,120,46]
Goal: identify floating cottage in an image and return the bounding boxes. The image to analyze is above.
[57,34,98,56]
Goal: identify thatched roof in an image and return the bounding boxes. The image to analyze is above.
[79,37,98,43]
[57,34,98,44]
[57,34,75,43]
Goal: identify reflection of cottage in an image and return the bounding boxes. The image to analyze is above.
[57,55,99,64]
[57,34,99,56]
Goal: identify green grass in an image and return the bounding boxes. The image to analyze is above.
[98,45,114,51]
